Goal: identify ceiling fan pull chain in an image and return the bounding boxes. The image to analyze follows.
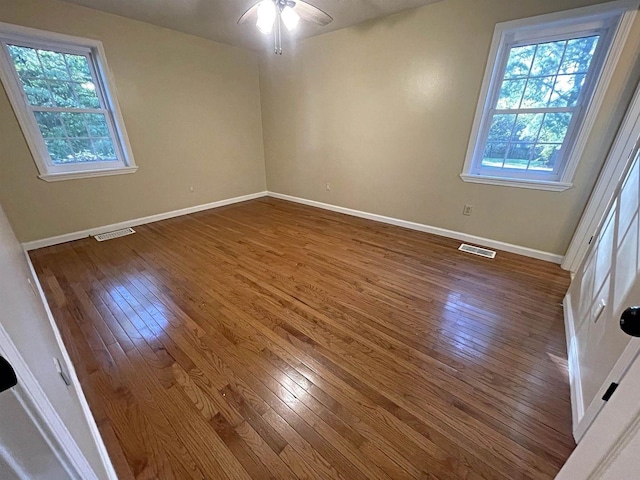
[274,7,278,55]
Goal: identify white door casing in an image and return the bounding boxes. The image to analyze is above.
[0,386,70,480]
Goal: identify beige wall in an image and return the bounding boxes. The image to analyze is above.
[0,0,266,243]
[259,0,640,255]
[1,0,639,254]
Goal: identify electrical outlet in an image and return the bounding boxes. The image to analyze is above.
[189,186,195,193]
[463,204,473,216]
[326,182,331,191]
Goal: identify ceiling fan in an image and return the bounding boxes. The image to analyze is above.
[238,0,333,55]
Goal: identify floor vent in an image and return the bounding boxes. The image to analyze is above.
[93,228,135,242]
[458,243,496,259]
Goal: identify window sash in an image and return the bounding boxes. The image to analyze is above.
[0,23,136,181]
[471,26,613,182]
[1,40,127,171]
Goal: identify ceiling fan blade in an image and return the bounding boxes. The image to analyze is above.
[293,1,333,26]
[238,2,261,24]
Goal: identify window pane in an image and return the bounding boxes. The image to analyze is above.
[70,138,98,162]
[7,45,43,79]
[504,45,536,79]
[521,76,554,108]
[65,54,93,82]
[538,113,572,143]
[20,78,53,106]
[33,111,66,138]
[73,81,100,108]
[530,41,565,77]
[6,40,128,174]
[512,113,544,143]
[85,113,110,137]
[49,80,78,108]
[45,139,75,164]
[59,112,90,138]
[38,49,70,80]
[93,138,117,160]
[487,114,516,142]
[504,143,534,169]
[549,74,586,107]
[497,79,526,109]
[530,144,562,170]
[482,143,508,167]
[560,36,599,74]
[35,112,120,163]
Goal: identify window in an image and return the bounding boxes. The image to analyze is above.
[461,1,638,191]
[0,23,136,181]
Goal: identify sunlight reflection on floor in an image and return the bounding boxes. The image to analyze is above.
[547,351,570,381]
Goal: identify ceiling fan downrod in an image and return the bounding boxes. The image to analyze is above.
[273,0,296,55]
[274,3,282,55]
[239,0,332,55]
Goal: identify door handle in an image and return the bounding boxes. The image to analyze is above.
[0,355,17,393]
[620,306,640,337]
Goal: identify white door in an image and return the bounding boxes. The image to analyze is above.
[566,137,640,439]
[0,386,70,480]
[556,342,640,479]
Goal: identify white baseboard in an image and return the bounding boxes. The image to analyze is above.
[563,293,585,441]
[267,192,564,264]
[22,189,563,264]
[22,191,268,251]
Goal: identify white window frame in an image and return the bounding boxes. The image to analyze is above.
[0,22,137,182]
[461,0,639,192]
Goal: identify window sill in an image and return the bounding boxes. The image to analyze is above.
[38,165,138,182]
[460,173,574,191]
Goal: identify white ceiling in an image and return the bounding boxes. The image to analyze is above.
[56,0,444,51]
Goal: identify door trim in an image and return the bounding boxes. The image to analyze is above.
[0,321,96,479]
[563,80,640,272]
[563,293,585,439]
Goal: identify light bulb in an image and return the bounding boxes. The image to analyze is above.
[256,1,276,34]
[281,6,300,31]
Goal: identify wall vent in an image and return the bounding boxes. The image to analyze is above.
[93,228,135,242]
[458,243,496,259]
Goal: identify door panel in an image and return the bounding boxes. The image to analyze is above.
[569,144,640,419]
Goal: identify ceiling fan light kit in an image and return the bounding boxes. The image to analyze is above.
[238,0,333,55]
[281,6,301,31]
[256,1,277,34]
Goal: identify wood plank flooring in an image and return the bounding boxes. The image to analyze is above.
[30,198,575,479]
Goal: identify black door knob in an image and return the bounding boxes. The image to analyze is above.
[620,306,640,337]
[0,355,17,393]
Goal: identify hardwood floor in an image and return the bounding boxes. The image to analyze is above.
[30,198,575,479]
